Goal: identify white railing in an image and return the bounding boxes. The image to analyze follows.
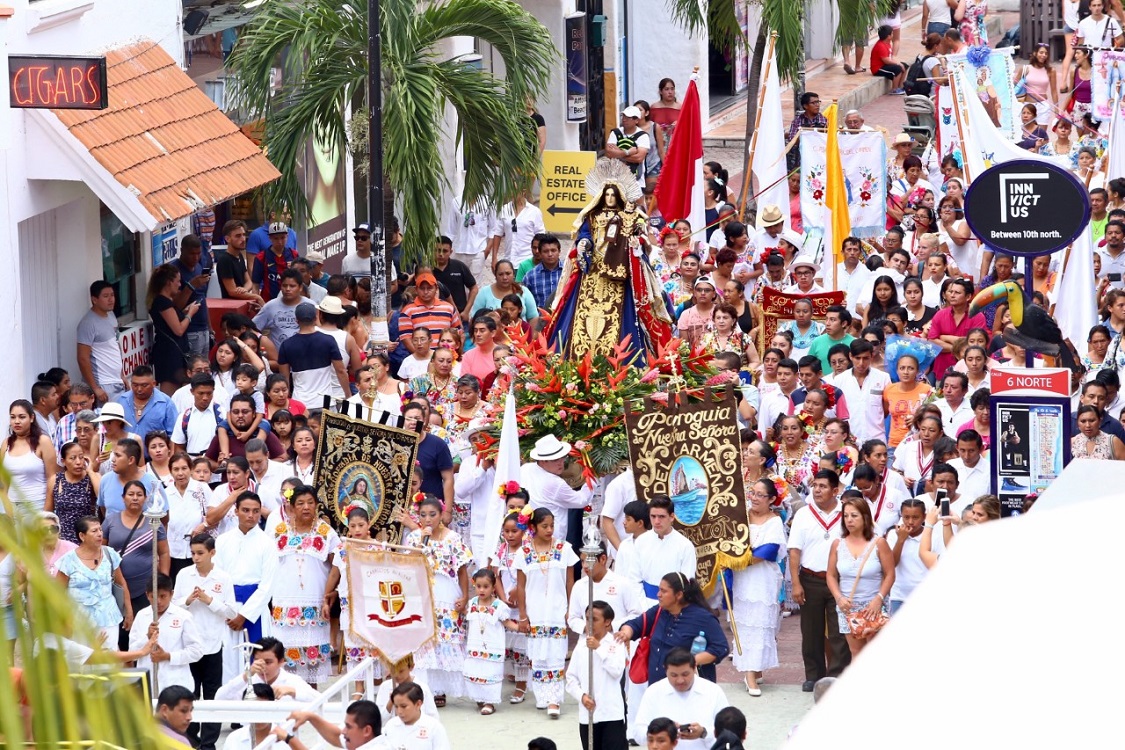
[188,656,379,747]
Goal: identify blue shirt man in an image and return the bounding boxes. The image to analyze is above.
[522,234,564,310]
[115,367,177,439]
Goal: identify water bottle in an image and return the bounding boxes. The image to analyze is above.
[690,631,707,655]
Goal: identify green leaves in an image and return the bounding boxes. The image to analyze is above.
[227,0,556,271]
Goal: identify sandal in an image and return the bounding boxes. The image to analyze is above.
[843,64,856,75]
[856,67,867,73]
[434,694,447,708]
[480,704,496,716]
[509,688,527,704]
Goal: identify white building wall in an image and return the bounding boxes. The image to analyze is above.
[0,0,183,399]
[518,0,581,152]
[628,2,709,128]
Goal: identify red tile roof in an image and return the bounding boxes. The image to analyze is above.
[53,41,281,224]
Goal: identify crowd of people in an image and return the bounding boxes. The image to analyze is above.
[5,7,1122,744]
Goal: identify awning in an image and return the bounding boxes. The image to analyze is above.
[27,40,280,233]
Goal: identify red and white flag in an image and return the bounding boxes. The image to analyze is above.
[654,74,706,234]
[345,540,437,663]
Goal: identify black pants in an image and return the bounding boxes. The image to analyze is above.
[169,557,193,585]
[579,720,628,750]
[120,594,150,651]
[798,571,851,682]
[188,649,223,750]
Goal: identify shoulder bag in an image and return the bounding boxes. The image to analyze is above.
[628,608,659,684]
[109,514,144,615]
[845,541,890,638]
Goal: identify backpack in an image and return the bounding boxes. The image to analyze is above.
[611,128,643,178]
[904,55,933,97]
[181,404,223,439]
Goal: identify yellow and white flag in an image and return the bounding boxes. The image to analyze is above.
[346,540,437,663]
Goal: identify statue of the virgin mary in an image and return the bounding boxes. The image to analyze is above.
[546,159,673,363]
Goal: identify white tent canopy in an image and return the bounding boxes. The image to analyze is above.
[786,497,1119,748]
[1030,459,1125,513]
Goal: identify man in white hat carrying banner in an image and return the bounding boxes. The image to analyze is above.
[783,255,826,295]
[519,435,593,542]
[750,204,787,266]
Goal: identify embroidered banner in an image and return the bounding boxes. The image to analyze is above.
[345,541,437,663]
[799,130,888,237]
[624,386,747,595]
[945,49,1018,139]
[314,409,420,539]
[757,287,847,354]
[934,83,960,163]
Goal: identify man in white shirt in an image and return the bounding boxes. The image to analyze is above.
[215,494,278,683]
[287,700,385,750]
[172,374,226,457]
[566,544,646,634]
[782,256,826,295]
[612,500,650,583]
[851,464,907,537]
[244,440,290,516]
[129,573,205,695]
[749,204,786,261]
[173,533,238,750]
[605,106,652,190]
[935,371,973,438]
[948,429,989,502]
[172,357,231,417]
[832,340,891,445]
[633,649,729,750]
[788,469,850,692]
[519,435,592,542]
[453,452,496,570]
[215,637,320,702]
[565,601,628,749]
[758,358,801,441]
[836,236,872,311]
[599,468,637,554]
[454,199,503,282]
[76,280,127,404]
[631,496,697,604]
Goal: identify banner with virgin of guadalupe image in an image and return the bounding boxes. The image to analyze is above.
[799,130,887,237]
[945,48,1018,139]
[624,386,748,595]
[314,410,420,539]
[345,540,438,663]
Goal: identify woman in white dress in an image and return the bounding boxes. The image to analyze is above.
[286,428,317,486]
[269,484,339,686]
[164,452,212,579]
[826,496,895,659]
[405,495,472,705]
[729,478,787,696]
[515,507,577,717]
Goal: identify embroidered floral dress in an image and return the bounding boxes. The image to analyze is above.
[332,541,384,679]
[408,375,459,413]
[270,518,339,684]
[698,329,750,360]
[462,596,513,703]
[406,528,473,697]
[493,541,530,682]
[774,442,818,496]
[514,539,579,708]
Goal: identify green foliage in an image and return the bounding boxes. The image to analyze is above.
[227,0,557,271]
[0,490,167,748]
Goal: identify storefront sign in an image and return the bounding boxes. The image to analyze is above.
[565,13,587,123]
[118,321,153,377]
[964,160,1090,257]
[989,369,1070,516]
[540,150,596,233]
[625,386,748,595]
[9,55,107,110]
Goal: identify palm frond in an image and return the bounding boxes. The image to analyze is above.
[664,0,745,55]
[759,0,806,84]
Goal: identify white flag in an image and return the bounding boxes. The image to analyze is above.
[751,42,789,230]
[1054,230,1097,351]
[1108,96,1125,185]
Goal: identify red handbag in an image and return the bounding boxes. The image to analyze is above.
[628,610,658,684]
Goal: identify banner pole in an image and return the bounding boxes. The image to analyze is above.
[740,32,779,222]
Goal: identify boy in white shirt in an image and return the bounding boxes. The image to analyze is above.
[173,373,227,456]
[397,327,434,380]
[173,533,238,750]
[565,601,628,750]
[887,499,929,615]
[129,573,205,695]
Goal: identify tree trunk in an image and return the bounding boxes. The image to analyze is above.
[740,25,769,208]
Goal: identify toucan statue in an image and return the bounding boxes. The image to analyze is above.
[969,281,1079,372]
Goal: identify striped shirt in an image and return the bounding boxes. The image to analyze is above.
[398,298,461,348]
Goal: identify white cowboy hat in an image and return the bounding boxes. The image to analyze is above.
[780,229,805,254]
[90,402,131,426]
[530,434,572,461]
[317,295,346,315]
[759,204,785,226]
[789,255,821,275]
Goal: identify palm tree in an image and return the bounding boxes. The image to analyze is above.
[227,0,556,287]
[663,0,893,206]
[0,487,166,747]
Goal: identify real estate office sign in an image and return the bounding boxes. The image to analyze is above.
[9,55,108,110]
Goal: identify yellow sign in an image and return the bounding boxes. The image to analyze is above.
[540,150,596,233]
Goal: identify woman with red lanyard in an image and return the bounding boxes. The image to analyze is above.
[851,463,908,537]
[860,439,910,497]
[890,415,941,496]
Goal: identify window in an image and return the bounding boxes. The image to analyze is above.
[100,203,140,320]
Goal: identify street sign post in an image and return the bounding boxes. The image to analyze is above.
[541,150,596,234]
